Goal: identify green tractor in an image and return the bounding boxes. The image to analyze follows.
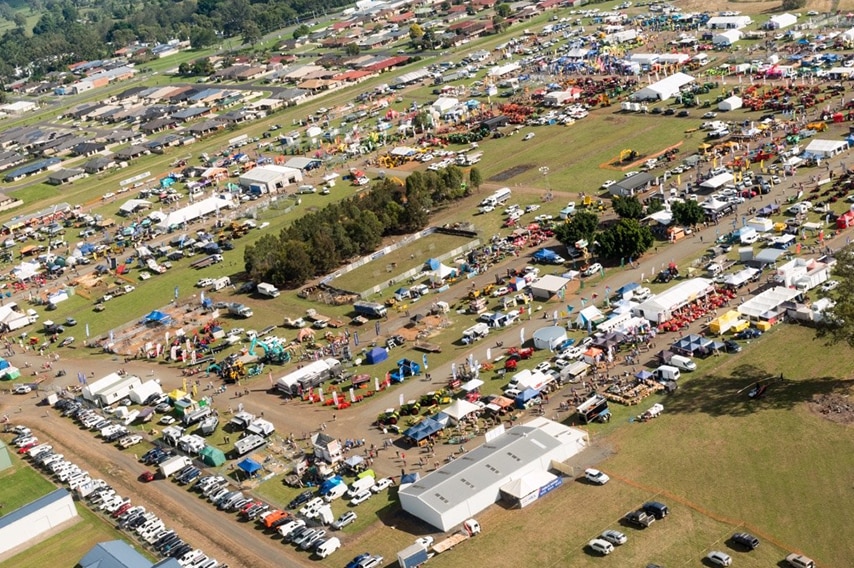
[400,400,422,416]
[376,408,400,426]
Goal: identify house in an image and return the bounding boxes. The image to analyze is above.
[79,540,181,568]
[312,431,343,464]
[187,119,225,136]
[47,168,86,185]
[83,156,116,174]
[114,145,149,161]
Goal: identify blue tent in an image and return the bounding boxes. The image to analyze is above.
[319,475,344,495]
[365,347,389,365]
[144,310,171,325]
[403,417,444,442]
[425,258,441,271]
[237,458,262,476]
[614,282,639,297]
[515,388,541,409]
[532,248,560,262]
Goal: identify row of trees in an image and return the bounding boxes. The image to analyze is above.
[244,167,479,288]
[553,194,708,264]
[0,0,355,82]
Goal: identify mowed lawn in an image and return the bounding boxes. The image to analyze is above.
[332,231,476,295]
[0,452,55,511]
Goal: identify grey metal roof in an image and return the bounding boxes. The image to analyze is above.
[79,540,151,568]
[400,423,564,515]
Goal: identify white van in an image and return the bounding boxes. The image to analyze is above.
[669,355,696,372]
[654,365,681,381]
[323,483,349,502]
[316,537,341,558]
[346,476,376,498]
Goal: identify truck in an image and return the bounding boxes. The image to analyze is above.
[233,434,267,456]
[228,303,253,318]
[283,317,306,328]
[191,254,224,270]
[457,151,483,166]
[353,301,388,319]
[432,518,480,554]
[159,455,192,478]
[257,282,280,298]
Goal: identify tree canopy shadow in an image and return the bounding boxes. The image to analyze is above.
[661,363,852,417]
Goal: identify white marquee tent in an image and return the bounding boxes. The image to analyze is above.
[632,278,714,323]
[631,72,695,101]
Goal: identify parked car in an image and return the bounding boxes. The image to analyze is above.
[350,489,372,506]
[624,510,655,528]
[371,478,393,493]
[731,532,760,550]
[706,551,732,566]
[584,468,610,485]
[12,384,32,394]
[642,501,669,519]
[600,529,627,545]
[723,340,742,353]
[785,553,816,568]
[582,263,602,277]
[523,132,535,140]
[587,538,614,555]
[332,511,358,530]
[287,490,313,510]
[734,328,762,340]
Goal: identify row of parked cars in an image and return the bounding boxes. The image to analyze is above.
[48,399,223,567]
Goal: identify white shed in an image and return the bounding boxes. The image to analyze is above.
[0,489,78,555]
[631,72,695,102]
[713,29,743,46]
[239,165,302,193]
[718,95,743,111]
[632,278,714,323]
[529,275,570,301]
[128,379,163,405]
[766,13,797,29]
[431,97,459,114]
[804,139,849,159]
[707,16,752,30]
[399,418,586,531]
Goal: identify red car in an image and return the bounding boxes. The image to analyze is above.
[138,471,155,483]
[17,442,38,454]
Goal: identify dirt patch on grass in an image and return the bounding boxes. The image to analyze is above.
[807,391,854,425]
[489,163,536,182]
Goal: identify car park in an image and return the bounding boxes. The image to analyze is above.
[584,468,609,485]
[731,532,760,550]
[706,551,732,566]
[587,538,614,555]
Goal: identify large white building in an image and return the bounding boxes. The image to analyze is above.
[238,165,302,194]
[399,418,587,531]
[0,489,78,555]
[631,72,695,102]
[632,278,714,324]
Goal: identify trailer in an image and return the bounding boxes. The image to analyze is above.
[397,542,430,568]
[257,282,280,298]
[233,434,267,456]
[432,519,480,554]
[159,455,192,478]
[414,341,442,353]
[191,254,223,270]
[227,303,253,318]
[576,394,611,424]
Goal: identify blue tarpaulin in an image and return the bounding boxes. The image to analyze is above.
[403,417,444,442]
[365,347,389,365]
[143,310,171,325]
[237,458,262,475]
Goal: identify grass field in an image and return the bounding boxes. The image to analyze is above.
[331,231,477,295]
[0,451,55,511]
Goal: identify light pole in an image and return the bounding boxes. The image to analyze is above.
[539,166,551,201]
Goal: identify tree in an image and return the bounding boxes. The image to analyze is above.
[292,24,310,40]
[241,20,261,47]
[612,196,644,219]
[492,14,507,32]
[495,3,512,17]
[671,200,706,227]
[469,167,483,191]
[345,43,360,56]
[596,219,654,260]
[12,12,26,30]
[816,246,854,347]
[189,26,218,49]
[781,0,806,9]
[555,210,599,248]
[409,23,424,42]
[178,62,191,76]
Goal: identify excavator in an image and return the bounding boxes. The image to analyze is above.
[249,336,291,365]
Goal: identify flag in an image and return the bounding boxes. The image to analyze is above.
[567,305,574,313]
[451,363,457,380]
[422,353,428,369]
[374,377,380,391]
[486,347,492,361]
[520,328,525,344]
[353,332,359,346]
[174,286,179,299]
[553,310,558,322]
[109,330,114,344]
[580,297,587,307]
[349,388,356,403]
[85,323,90,338]
[200,291,205,304]
[399,393,404,406]
[77,371,85,385]
[375,322,380,336]
[332,391,339,406]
